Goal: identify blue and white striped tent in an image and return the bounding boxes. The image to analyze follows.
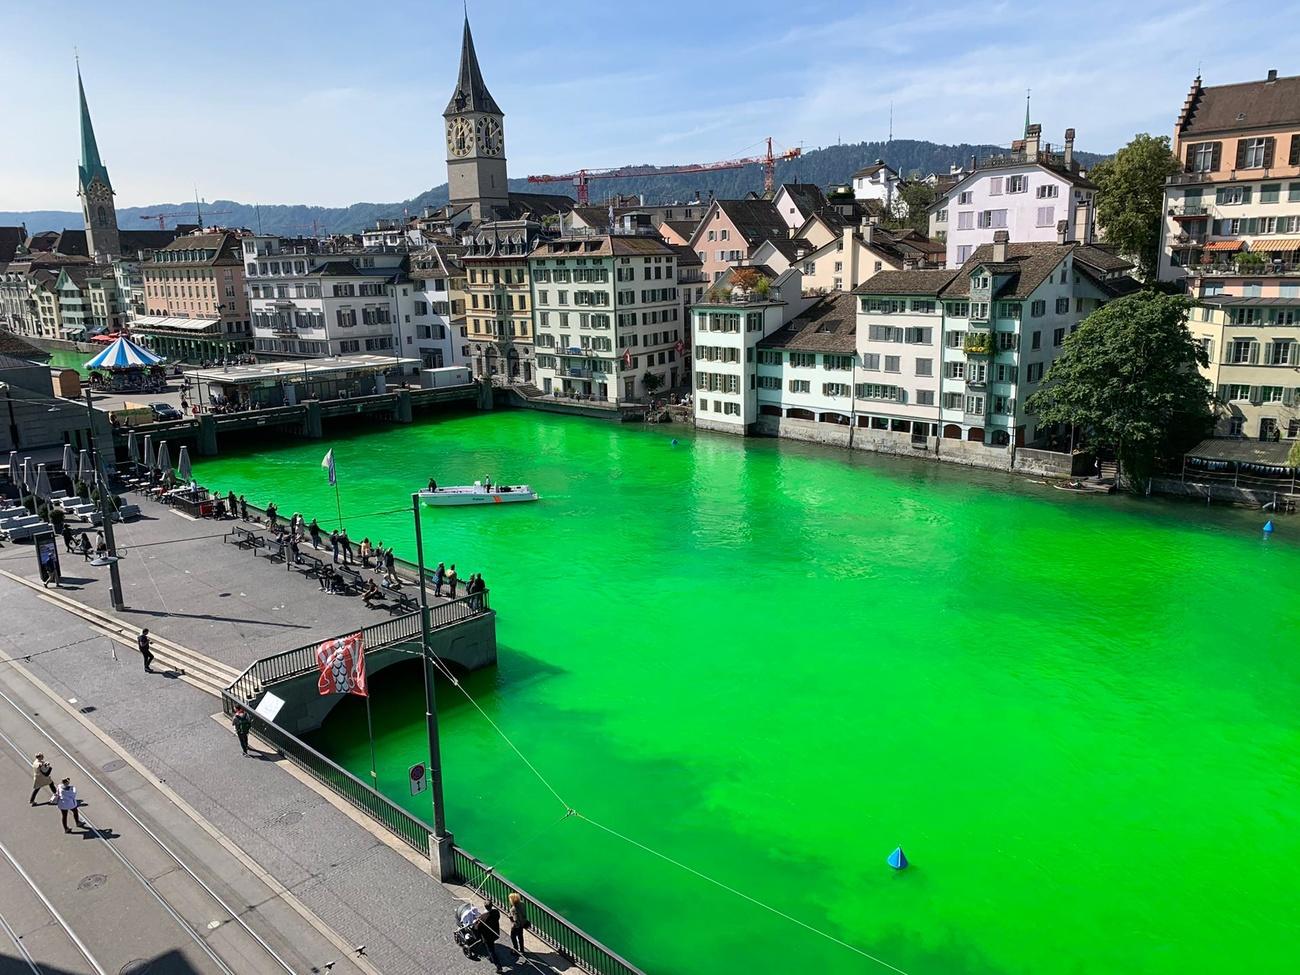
[84,336,164,370]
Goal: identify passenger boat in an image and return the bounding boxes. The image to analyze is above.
[419,483,539,506]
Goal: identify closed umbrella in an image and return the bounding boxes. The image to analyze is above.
[156,441,171,475]
[34,464,52,501]
[143,435,155,470]
[22,457,34,492]
[62,444,76,477]
[126,429,138,466]
[177,445,192,482]
[78,449,92,486]
[7,451,16,490]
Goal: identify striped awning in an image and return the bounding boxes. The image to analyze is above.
[84,335,165,370]
[1203,240,1244,252]
[1259,237,1300,253]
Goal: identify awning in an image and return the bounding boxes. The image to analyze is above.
[1258,237,1300,253]
[1203,240,1244,252]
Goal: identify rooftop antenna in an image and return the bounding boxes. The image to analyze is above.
[1024,88,1031,139]
[888,100,893,145]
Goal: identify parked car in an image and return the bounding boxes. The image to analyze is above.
[150,402,183,421]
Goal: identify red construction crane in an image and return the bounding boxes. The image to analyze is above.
[528,137,801,205]
[138,210,230,230]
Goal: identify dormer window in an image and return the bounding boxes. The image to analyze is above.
[972,274,990,290]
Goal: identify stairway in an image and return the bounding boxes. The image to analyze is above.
[1099,460,1119,483]
[0,570,240,697]
[511,383,544,400]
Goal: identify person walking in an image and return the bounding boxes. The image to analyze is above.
[340,530,353,566]
[507,892,528,957]
[239,495,249,520]
[446,564,458,598]
[30,754,55,805]
[78,533,92,561]
[138,628,155,673]
[266,502,278,528]
[473,902,507,974]
[232,707,253,756]
[56,778,87,832]
[433,561,445,598]
[383,547,398,587]
[61,525,75,553]
[309,518,322,549]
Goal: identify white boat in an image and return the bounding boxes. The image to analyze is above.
[419,483,539,507]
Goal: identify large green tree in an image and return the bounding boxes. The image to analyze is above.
[881,181,937,235]
[1091,134,1181,280]
[1026,292,1213,485]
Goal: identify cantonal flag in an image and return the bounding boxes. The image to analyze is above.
[316,631,367,697]
[622,348,632,368]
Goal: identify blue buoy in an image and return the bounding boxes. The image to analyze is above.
[887,846,909,870]
[1264,520,1275,534]
[670,438,679,446]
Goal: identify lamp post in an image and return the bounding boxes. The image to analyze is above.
[83,389,124,610]
[410,491,453,877]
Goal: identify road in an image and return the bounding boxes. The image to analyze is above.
[0,656,369,975]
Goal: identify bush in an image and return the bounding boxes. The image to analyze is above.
[22,496,35,514]
[76,482,90,500]
[50,508,65,532]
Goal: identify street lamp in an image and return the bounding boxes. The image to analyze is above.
[83,389,124,609]
[410,491,453,876]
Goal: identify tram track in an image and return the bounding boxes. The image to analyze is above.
[0,679,301,975]
[0,834,108,975]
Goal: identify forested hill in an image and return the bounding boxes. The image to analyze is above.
[2,138,1108,237]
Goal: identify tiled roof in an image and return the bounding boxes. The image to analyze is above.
[0,331,50,361]
[777,183,828,216]
[757,235,806,262]
[714,199,789,245]
[660,220,699,241]
[757,294,857,353]
[942,242,1072,299]
[535,235,675,258]
[152,232,241,265]
[855,268,959,296]
[1075,264,1144,298]
[851,161,893,179]
[666,243,702,266]
[1180,73,1300,136]
[1072,244,1134,274]
[0,226,25,263]
[503,192,575,218]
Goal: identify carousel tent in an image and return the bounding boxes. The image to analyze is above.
[85,335,164,370]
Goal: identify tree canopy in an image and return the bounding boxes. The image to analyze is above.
[881,181,938,236]
[1091,134,1181,281]
[1025,291,1213,483]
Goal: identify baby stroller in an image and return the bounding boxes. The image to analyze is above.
[453,901,487,960]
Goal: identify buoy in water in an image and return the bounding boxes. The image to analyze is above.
[887,847,908,870]
[1264,520,1275,534]
[670,438,679,446]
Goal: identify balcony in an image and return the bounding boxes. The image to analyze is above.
[966,377,986,391]
[1170,205,1214,219]
[963,332,992,355]
[1188,261,1300,277]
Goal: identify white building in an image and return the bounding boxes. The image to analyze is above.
[691,268,810,432]
[530,232,684,402]
[408,242,469,369]
[851,161,901,211]
[244,235,407,366]
[930,125,1097,267]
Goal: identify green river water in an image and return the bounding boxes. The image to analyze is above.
[194,410,1300,975]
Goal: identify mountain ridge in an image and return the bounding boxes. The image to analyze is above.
[1,138,1108,238]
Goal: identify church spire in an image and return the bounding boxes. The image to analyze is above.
[77,63,112,193]
[443,16,501,117]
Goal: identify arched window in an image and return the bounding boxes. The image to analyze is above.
[96,206,107,225]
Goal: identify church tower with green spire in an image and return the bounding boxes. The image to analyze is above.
[77,64,120,259]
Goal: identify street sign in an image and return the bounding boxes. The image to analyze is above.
[409,762,428,796]
[35,534,61,587]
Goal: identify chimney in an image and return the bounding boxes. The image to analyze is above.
[1266,68,1278,83]
[1064,128,1076,169]
[903,258,918,271]
[992,229,1009,262]
[1056,219,1068,245]
[861,221,873,244]
[1025,123,1042,162]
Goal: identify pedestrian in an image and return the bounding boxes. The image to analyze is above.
[138,628,155,673]
[433,561,445,597]
[447,563,458,597]
[473,902,507,974]
[227,490,237,513]
[329,530,340,563]
[61,525,75,553]
[341,530,353,566]
[239,495,249,520]
[359,537,372,568]
[232,706,253,756]
[30,753,55,805]
[309,518,321,549]
[56,778,87,832]
[78,533,92,561]
[384,547,398,587]
[507,891,528,957]
[289,534,301,565]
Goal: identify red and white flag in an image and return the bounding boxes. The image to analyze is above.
[622,348,632,368]
[674,340,685,356]
[316,631,367,697]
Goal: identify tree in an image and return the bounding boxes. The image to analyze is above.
[1091,134,1180,281]
[730,268,759,291]
[881,181,937,235]
[1025,292,1213,486]
[642,372,664,394]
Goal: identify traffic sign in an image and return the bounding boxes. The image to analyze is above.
[409,762,428,796]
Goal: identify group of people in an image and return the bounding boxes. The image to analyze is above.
[430,561,488,607]
[470,894,530,972]
[29,753,90,833]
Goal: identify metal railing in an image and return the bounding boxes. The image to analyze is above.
[449,848,646,975]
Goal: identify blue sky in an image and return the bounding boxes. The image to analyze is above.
[4,0,1299,211]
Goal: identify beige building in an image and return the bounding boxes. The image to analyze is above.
[461,221,543,384]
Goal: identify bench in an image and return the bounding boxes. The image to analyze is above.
[334,567,365,595]
[262,537,287,563]
[225,526,267,551]
[293,552,325,578]
[381,584,418,613]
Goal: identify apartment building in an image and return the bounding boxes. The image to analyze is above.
[243,235,407,362]
[691,269,810,433]
[530,232,683,401]
[930,125,1096,266]
[461,220,544,384]
[851,161,901,212]
[688,198,790,282]
[135,231,251,360]
[408,241,469,369]
[1153,69,1300,441]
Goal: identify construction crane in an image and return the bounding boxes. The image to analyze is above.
[528,137,801,205]
[138,209,230,230]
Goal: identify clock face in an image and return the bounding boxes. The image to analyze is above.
[447,117,473,158]
[481,117,503,156]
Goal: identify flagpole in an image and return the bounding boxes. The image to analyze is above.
[333,480,343,532]
[364,692,378,789]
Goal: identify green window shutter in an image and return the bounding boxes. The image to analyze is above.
[1242,187,1253,203]
[1250,342,1260,365]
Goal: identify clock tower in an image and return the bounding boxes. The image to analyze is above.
[444,17,508,222]
[76,64,120,259]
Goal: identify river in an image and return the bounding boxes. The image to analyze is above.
[194,409,1300,975]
